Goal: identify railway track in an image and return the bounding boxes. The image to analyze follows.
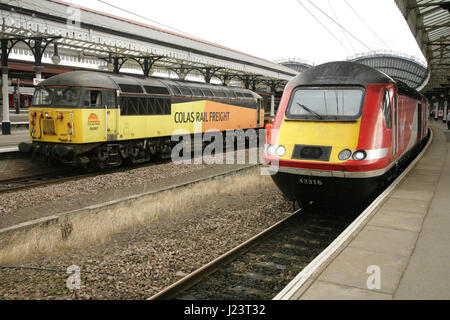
[0,163,153,195]
[0,171,82,194]
[0,157,236,195]
[0,143,260,194]
[149,132,431,301]
[150,204,362,300]
[0,150,24,160]
[0,154,192,194]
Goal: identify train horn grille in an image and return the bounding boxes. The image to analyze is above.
[42,119,56,135]
[292,145,332,162]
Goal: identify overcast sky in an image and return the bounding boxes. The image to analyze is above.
[67,0,427,66]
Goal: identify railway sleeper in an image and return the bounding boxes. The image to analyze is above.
[226,286,269,299]
[230,272,275,283]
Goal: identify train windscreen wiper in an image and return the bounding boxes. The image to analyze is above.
[296,102,323,120]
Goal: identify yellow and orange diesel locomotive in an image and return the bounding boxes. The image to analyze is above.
[20,71,264,168]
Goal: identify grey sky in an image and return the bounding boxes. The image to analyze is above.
[68,0,426,66]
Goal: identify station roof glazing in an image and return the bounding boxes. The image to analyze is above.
[395,0,450,98]
[275,59,313,73]
[0,0,297,88]
[349,52,429,90]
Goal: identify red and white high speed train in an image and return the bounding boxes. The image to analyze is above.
[264,61,429,207]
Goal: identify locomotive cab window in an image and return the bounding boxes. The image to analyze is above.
[84,90,102,108]
[52,87,82,107]
[33,87,55,106]
[286,87,365,121]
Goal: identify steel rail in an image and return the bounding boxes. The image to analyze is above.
[149,210,302,300]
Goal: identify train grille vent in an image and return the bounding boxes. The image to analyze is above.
[292,145,332,162]
[42,119,56,135]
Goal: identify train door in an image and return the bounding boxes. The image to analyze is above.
[393,94,398,157]
[103,90,118,141]
[417,103,422,143]
[257,99,262,128]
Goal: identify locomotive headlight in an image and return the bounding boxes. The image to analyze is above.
[353,150,367,161]
[338,149,352,161]
[276,146,286,157]
[267,145,277,155]
[45,112,49,118]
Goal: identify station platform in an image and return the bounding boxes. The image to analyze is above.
[0,111,30,152]
[0,129,30,152]
[276,121,450,300]
[0,111,30,123]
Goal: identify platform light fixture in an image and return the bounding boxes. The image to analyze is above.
[51,44,61,65]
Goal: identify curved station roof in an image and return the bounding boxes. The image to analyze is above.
[349,52,429,91]
[395,0,450,98]
[275,59,313,73]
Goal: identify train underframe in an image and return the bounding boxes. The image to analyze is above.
[24,138,173,169]
[21,129,265,169]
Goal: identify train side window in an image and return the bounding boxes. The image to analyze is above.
[148,98,171,115]
[120,96,171,116]
[382,91,392,129]
[191,88,204,97]
[169,85,181,96]
[180,87,193,96]
[202,88,214,98]
[103,90,116,108]
[84,90,102,108]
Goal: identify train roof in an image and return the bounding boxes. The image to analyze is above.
[289,61,395,87]
[38,71,262,100]
[288,61,424,100]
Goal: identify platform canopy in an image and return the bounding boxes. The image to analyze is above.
[349,51,429,91]
[275,59,313,73]
[395,0,450,98]
[0,0,297,89]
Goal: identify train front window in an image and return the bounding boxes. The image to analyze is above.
[32,87,55,106]
[53,87,82,107]
[286,87,365,121]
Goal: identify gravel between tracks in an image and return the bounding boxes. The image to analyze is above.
[0,167,292,300]
[0,162,207,217]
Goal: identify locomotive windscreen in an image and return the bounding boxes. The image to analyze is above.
[286,87,365,121]
[33,87,83,107]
